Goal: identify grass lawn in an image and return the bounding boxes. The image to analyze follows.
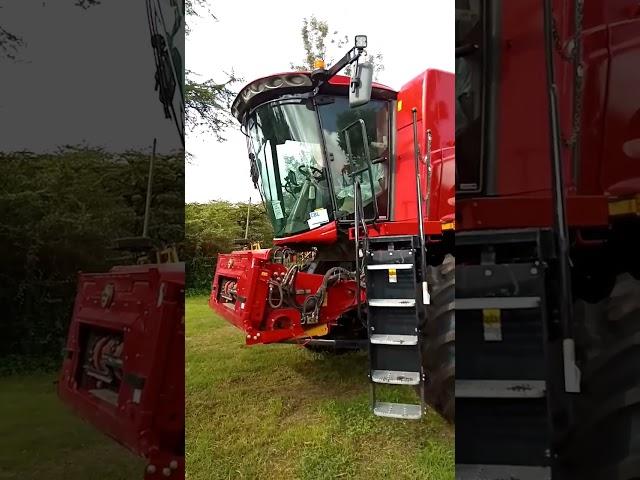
[0,374,143,479]
[186,295,454,480]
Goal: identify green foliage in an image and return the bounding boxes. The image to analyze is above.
[291,15,385,81]
[186,298,454,480]
[184,200,273,293]
[0,147,184,369]
[185,3,241,139]
[185,70,241,140]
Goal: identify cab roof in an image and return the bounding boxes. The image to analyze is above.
[231,71,397,122]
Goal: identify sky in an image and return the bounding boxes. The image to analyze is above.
[185,1,454,203]
[0,1,183,154]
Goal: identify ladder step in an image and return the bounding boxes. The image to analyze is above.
[370,334,418,345]
[368,298,416,308]
[366,264,413,270]
[371,369,420,385]
[456,296,540,310]
[456,464,551,480]
[373,401,422,420]
[456,380,546,398]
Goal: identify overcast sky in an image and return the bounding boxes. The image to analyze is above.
[0,1,183,154]
[186,1,454,203]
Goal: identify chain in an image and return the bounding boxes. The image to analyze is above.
[550,1,584,151]
[567,0,585,154]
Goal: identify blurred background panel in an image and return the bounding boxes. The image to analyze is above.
[0,1,185,479]
[455,0,640,478]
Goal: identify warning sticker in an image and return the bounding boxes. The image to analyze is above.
[388,268,397,283]
[482,309,502,341]
[272,201,284,220]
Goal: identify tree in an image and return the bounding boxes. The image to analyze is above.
[290,15,385,80]
[185,1,241,139]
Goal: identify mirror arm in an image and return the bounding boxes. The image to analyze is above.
[311,46,363,87]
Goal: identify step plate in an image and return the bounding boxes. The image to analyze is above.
[371,369,420,385]
[367,264,413,270]
[456,380,546,398]
[456,297,540,310]
[456,464,551,480]
[369,298,416,308]
[374,401,422,420]
[370,334,418,346]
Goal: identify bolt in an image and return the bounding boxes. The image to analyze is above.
[530,267,538,275]
[162,467,172,476]
[146,464,157,474]
[484,269,492,277]
[169,460,178,470]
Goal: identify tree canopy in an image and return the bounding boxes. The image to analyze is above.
[184,201,273,292]
[290,15,385,80]
[0,148,184,371]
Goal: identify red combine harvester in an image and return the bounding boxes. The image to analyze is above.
[58,251,185,479]
[210,36,456,421]
[455,0,640,478]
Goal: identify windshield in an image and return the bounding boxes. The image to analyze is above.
[318,97,390,219]
[248,100,332,238]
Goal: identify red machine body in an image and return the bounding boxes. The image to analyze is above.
[394,69,455,224]
[58,263,185,478]
[457,0,640,231]
[210,68,455,344]
[210,248,361,344]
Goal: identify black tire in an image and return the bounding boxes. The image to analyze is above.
[422,253,455,423]
[561,273,640,479]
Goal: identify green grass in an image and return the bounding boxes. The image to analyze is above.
[0,374,143,479]
[186,296,454,480]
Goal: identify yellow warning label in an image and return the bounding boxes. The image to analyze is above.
[482,308,502,341]
[397,100,403,112]
[388,268,397,283]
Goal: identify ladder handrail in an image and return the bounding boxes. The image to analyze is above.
[411,108,429,305]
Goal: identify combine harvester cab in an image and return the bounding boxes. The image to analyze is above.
[58,260,185,478]
[210,36,455,422]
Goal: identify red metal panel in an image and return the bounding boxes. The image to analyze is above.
[489,0,640,198]
[210,248,361,345]
[58,264,184,477]
[393,69,455,223]
[457,195,609,230]
[273,221,338,245]
[348,220,445,240]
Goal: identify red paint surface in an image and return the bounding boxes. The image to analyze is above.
[210,249,361,344]
[393,69,455,225]
[58,263,185,478]
[459,0,640,230]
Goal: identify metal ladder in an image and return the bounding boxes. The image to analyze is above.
[364,235,425,420]
[455,229,566,479]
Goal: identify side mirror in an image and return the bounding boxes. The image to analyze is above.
[349,61,373,108]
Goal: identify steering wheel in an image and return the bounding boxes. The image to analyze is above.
[298,165,324,182]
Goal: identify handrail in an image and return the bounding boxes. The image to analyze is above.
[412,108,429,305]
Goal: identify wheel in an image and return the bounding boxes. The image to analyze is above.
[561,273,640,479]
[421,253,455,423]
